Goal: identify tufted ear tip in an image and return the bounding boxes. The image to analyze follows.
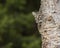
[32,12,37,17]
[32,12,38,23]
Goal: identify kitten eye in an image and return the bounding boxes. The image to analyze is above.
[47,16,52,21]
[47,18,51,21]
[39,20,42,24]
[53,11,56,13]
[44,30,47,32]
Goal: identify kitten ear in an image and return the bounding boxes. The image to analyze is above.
[32,12,38,23]
[32,12,37,18]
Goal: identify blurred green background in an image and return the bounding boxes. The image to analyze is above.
[0,0,42,48]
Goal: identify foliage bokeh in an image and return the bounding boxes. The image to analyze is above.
[0,0,41,48]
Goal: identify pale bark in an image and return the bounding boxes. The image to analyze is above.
[32,0,60,48]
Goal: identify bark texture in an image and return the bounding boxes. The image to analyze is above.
[32,0,60,48]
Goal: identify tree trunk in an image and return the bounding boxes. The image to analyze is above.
[32,0,60,48]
